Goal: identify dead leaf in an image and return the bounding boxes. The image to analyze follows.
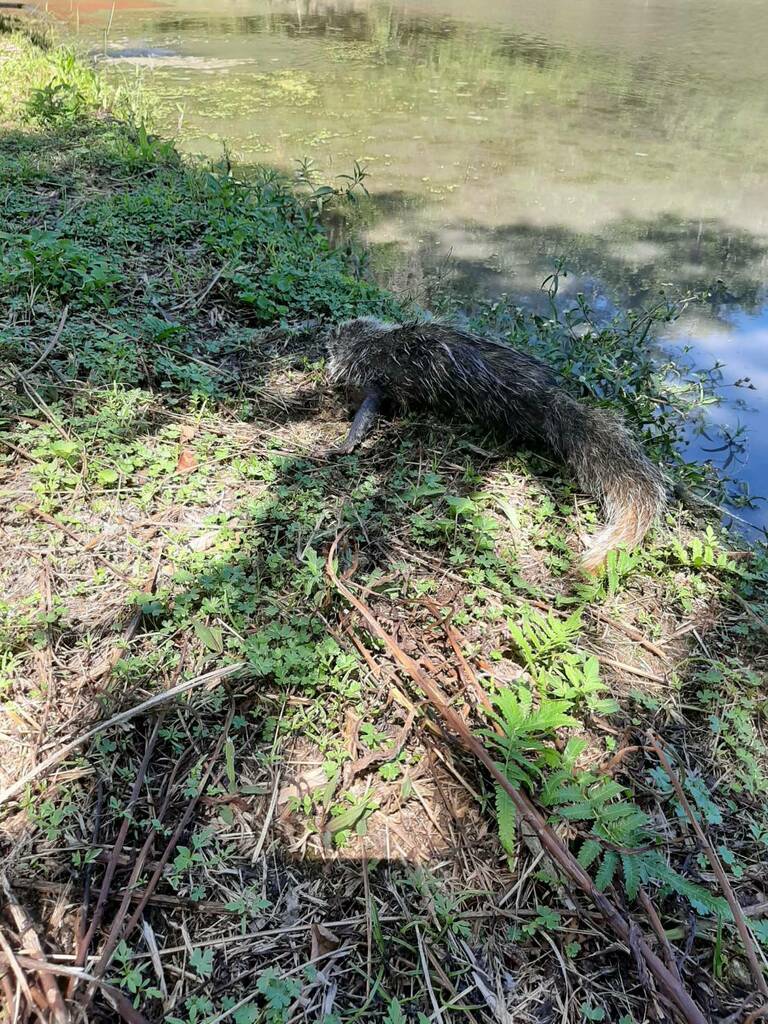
[342,709,361,758]
[310,922,341,961]
[277,766,328,807]
[176,448,197,474]
[189,529,221,552]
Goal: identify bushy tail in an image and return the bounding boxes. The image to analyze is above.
[544,393,666,572]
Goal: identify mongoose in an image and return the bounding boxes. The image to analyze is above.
[326,317,666,572]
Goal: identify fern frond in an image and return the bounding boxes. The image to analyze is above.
[577,838,603,870]
[639,854,730,918]
[589,780,626,805]
[595,851,619,890]
[599,803,649,827]
[563,737,588,764]
[558,801,596,821]
[549,783,585,804]
[621,853,641,900]
[495,785,517,859]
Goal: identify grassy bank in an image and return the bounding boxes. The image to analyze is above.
[1,28,768,1024]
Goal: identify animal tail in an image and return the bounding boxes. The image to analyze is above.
[542,392,666,572]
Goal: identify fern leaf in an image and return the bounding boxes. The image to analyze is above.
[509,606,583,666]
[621,854,641,900]
[563,737,588,764]
[582,656,601,685]
[595,851,618,891]
[491,756,531,788]
[518,686,533,719]
[599,802,649,826]
[507,620,534,668]
[491,688,524,735]
[577,838,602,870]
[589,780,626,805]
[495,785,517,859]
[563,608,585,637]
[530,699,579,732]
[558,801,596,821]
[549,783,585,804]
[640,854,730,918]
[491,687,577,739]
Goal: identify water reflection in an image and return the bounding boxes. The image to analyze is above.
[52,0,768,523]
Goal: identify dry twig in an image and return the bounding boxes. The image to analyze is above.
[0,924,46,1023]
[73,718,163,975]
[26,304,70,374]
[82,706,236,1008]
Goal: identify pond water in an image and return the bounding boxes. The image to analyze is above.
[51,0,768,529]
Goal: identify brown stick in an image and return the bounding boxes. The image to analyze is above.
[327,536,708,1024]
[638,886,683,983]
[344,710,415,784]
[12,878,245,915]
[68,781,103,998]
[0,925,47,1023]
[599,656,666,684]
[420,598,498,718]
[100,982,153,1024]
[26,304,70,374]
[589,608,670,663]
[0,969,16,1021]
[72,754,186,1005]
[0,954,151,1024]
[646,732,768,999]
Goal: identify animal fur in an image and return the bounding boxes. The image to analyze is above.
[326,317,666,571]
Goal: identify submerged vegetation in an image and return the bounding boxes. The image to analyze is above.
[1,26,767,1024]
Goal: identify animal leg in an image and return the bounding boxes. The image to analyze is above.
[327,388,382,455]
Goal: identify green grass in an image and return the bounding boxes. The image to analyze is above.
[1,25,768,1024]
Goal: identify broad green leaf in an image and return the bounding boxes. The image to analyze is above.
[193,618,224,653]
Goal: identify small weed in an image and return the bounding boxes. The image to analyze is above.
[110,940,163,1006]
